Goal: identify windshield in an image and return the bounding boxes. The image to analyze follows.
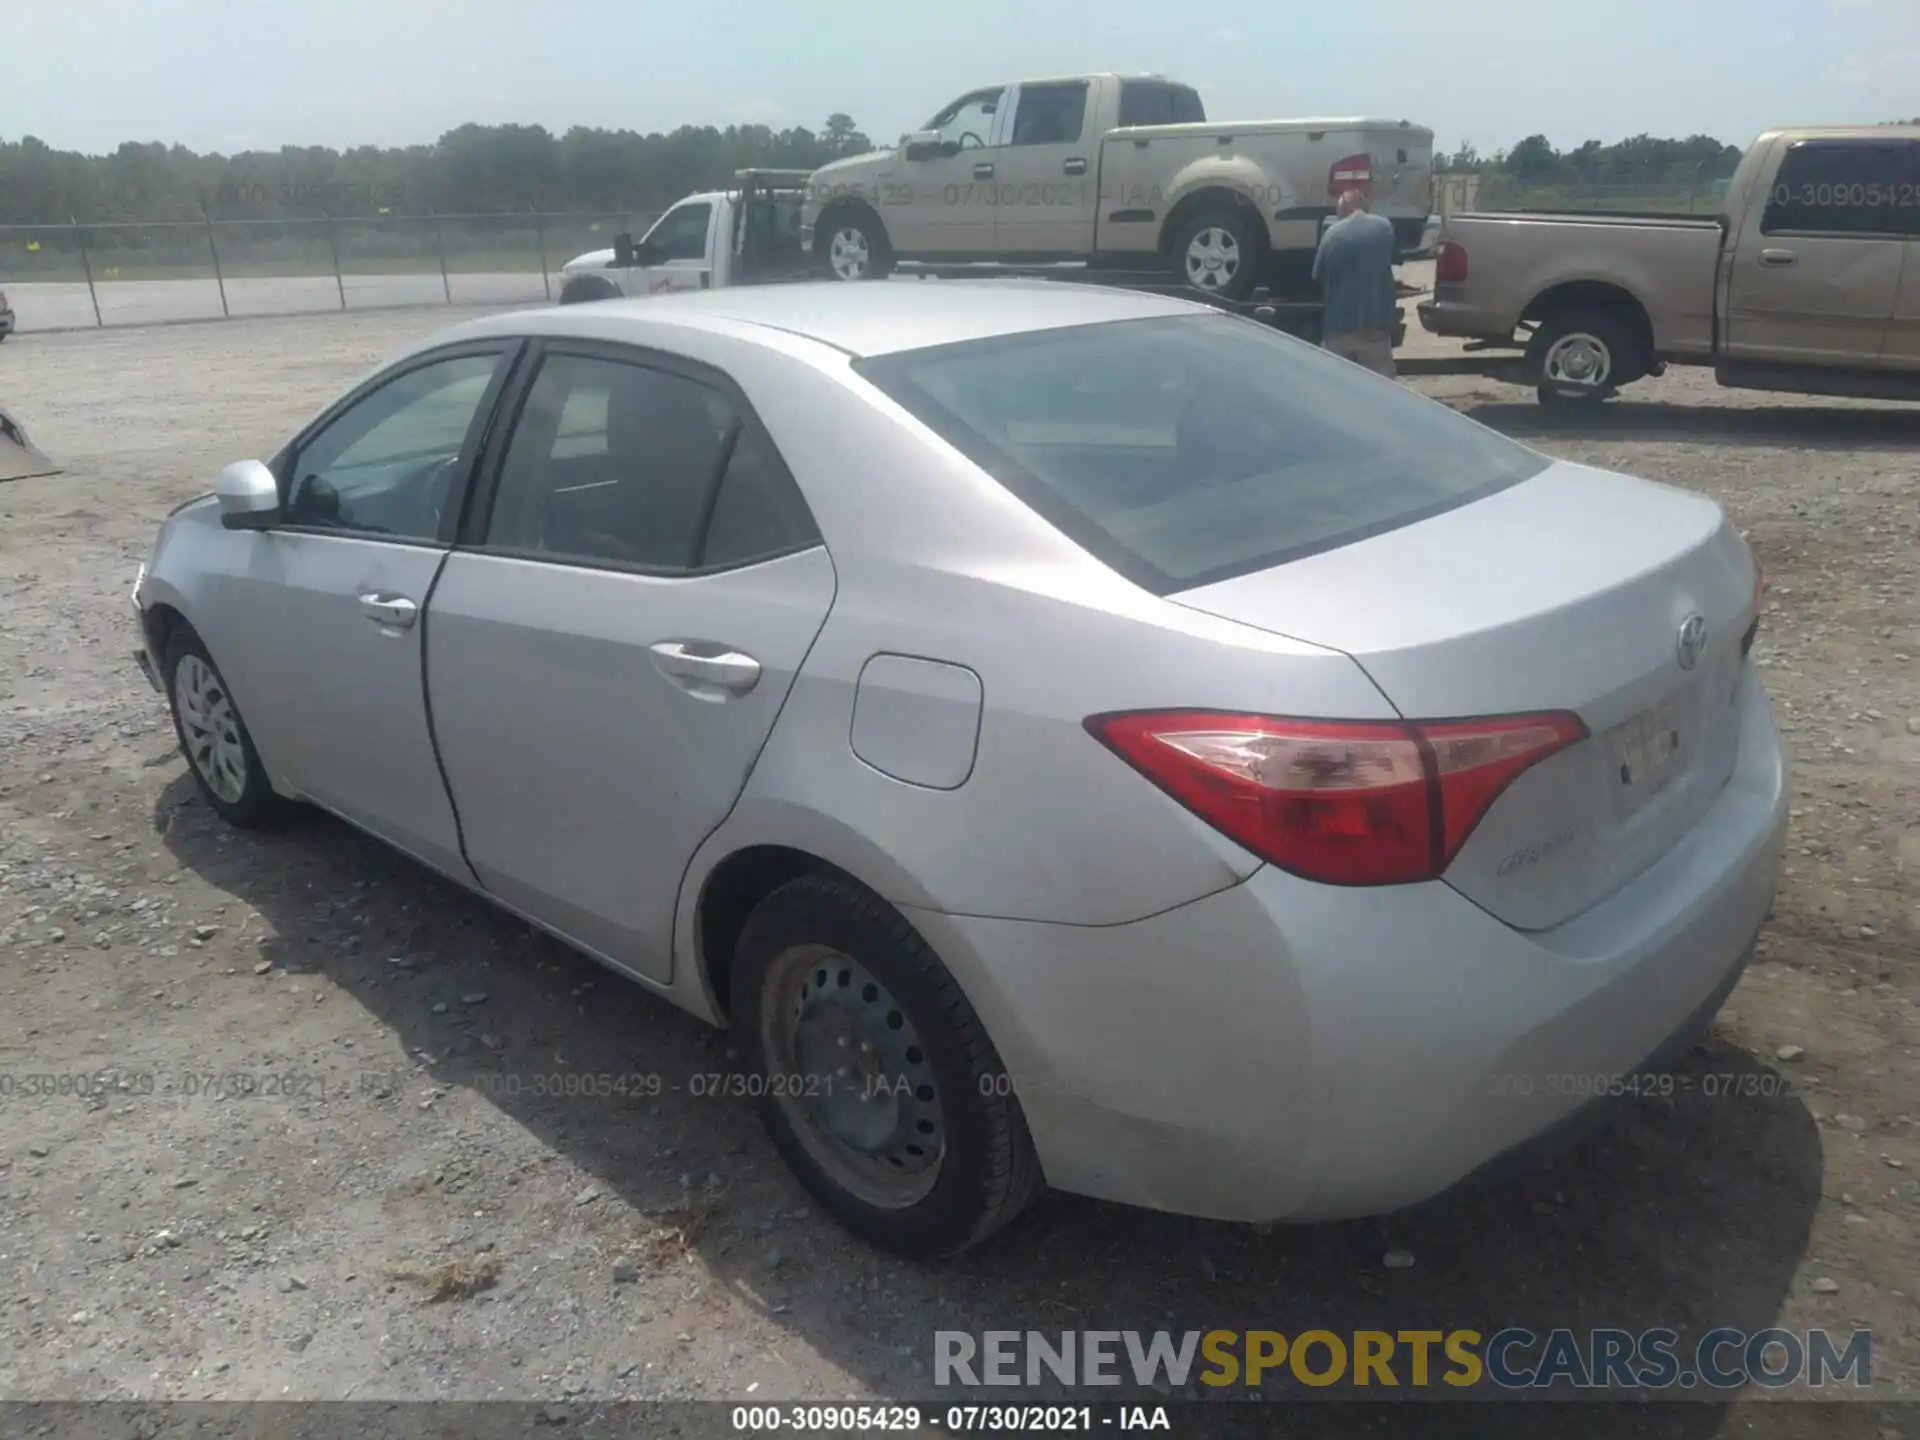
[854,313,1550,594]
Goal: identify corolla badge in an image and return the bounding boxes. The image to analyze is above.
[1676,613,1708,671]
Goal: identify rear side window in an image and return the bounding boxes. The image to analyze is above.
[484,352,818,571]
[1118,82,1206,127]
[855,314,1549,594]
[1762,140,1919,237]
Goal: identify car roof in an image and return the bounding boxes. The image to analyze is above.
[449,280,1210,359]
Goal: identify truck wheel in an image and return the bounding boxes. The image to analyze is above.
[1527,309,1640,405]
[731,873,1041,1259]
[816,210,894,282]
[1169,206,1262,300]
[558,275,622,305]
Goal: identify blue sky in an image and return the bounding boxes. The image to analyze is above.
[4,0,1910,156]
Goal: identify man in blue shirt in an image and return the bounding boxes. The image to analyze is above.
[1312,188,1399,377]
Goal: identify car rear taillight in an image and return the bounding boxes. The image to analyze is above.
[1329,153,1372,196]
[1085,709,1588,887]
[1435,239,1469,283]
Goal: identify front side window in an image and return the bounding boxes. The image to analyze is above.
[1762,141,1918,237]
[645,202,713,262]
[484,352,816,570]
[285,352,500,540]
[1010,83,1089,147]
[856,314,1549,593]
[925,89,1005,152]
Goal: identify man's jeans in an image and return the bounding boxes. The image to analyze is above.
[1323,328,1396,378]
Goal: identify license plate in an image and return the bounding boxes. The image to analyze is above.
[1609,693,1686,796]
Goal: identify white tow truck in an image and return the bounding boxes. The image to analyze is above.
[557,170,815,304]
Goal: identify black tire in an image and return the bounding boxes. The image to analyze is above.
[1167,205,1263,300]
[1526,307,1641,406]
[161,624,296,829]
[732,873,1040,1259]
[813,208,895,282]
[558,275,622,305]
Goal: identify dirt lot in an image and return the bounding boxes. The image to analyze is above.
[0,305,1916,1436]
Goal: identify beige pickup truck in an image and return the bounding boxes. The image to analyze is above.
[1417,125,1920,405]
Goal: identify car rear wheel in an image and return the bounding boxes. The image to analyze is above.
[731,873,1040,1258]
[162,624,294,829]
[1169,206,1262,300]
[1528,308,1640,406]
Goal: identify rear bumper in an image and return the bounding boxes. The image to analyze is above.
[907,676,1788,1224]
[1416,294,1517,342]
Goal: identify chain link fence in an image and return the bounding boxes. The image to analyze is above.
[0,211,660,335]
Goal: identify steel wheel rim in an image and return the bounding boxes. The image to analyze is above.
[174,654,248,804]
[762,943,946,1209]
[1184,227,1241,290]
[1544,332,1611,390]
[828,228,870,280]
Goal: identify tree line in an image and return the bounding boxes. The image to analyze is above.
[1440,121,1920,182]
[0,116,874,225]
[1436,133,1745,181]
[21,118,1885,225]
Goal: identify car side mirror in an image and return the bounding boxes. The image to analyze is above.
[216,459,281,530]
[612,231,636,266]
[902,130,942,161]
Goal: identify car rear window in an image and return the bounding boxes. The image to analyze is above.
[853,313,1550,594]
[1118,82,1206,127]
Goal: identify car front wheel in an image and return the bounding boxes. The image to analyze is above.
[162,624,294,828]
[732,873,1040,1258]
[815,211,894,282]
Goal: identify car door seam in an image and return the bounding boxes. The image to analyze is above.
[413,548,480,886]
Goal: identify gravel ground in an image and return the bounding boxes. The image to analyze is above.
[0,303,1916,1436]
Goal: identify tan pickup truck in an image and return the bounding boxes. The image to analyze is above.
[1417,125,1920,405]
[802,73,1433,299]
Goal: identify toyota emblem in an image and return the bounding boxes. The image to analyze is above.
[1676,613,1708,670]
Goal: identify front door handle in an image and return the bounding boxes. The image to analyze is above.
[358,592,417,629]
[1759,248,1797,268]
[1063,157,1088,176]
[973,162,995,180]
[649,641,762,701]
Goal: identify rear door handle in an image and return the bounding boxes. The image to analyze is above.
[649,641,761,700]
[1759,249,1797,267]
[973,162,995,179]
[1063,157,1087,176]
[358,592,417,629]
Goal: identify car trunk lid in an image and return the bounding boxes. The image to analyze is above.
[1170,460,1758,929]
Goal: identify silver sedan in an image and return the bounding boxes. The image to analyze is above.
[133,281,1787,1258]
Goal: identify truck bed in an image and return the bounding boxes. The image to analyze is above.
[1422,210,1726,360]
